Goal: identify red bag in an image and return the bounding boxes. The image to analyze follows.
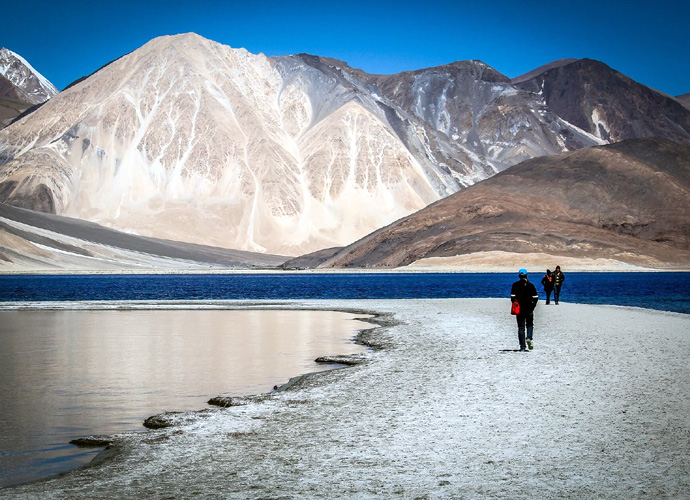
[511,301,520,315]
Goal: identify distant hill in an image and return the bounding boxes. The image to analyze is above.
[0,203,286,272]
[298,138,690,269]
[0,48,57,128]
[513,59,690,145]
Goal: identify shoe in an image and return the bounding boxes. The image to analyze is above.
[527,339,533,350]
[519,347,526,352]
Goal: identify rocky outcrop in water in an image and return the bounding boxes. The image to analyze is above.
[69,436,113,447]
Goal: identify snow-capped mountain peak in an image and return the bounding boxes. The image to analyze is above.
[0,47,58,104]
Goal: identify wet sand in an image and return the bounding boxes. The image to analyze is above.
[1,299,689,499]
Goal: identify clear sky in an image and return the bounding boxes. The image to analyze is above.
[3,0,689,96]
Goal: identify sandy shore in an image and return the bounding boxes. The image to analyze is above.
[2,299,689,499]
[407,251,690,272]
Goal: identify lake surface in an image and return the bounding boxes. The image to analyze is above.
[0,308,372,488]
[1,272,689,313]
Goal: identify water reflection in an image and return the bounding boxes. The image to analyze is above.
[0,309,373,487]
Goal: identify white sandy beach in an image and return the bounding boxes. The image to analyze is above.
[1,299,689,499]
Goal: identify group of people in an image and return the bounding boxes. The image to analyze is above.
[510,266,565,352]
[540,266,565,305]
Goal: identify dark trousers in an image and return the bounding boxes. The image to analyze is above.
[554,285,562,304]
[545,288,553,304]
[516,313,534,349]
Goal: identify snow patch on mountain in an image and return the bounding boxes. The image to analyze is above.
[0,48,58,104]
[591,108,611,141]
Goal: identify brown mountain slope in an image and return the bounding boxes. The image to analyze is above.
[510,58,578,84]
[310,138,690,269]
[0,94,30,129]
[513,59,690,145]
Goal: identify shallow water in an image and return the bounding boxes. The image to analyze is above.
[0,308,372,487]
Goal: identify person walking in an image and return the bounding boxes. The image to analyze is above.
[511,269,539,351]
[553,265,565,304]
[541,269,554,304]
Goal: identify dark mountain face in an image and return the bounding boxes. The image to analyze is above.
[513,59,690,145]
[312,138,690,269]
[285,55,602,187]
[0,74,34,128]
[677,93,690,110]
[0,99,29,129]
[510,58,578,84]
[0,74,28,102]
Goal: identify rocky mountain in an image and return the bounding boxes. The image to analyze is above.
[513,59,690,145]
[0,34,459,256]
[298,138,690,269]
[0,48,58,128]
[1,34,689,260]
[677,93,690,110]
[297,55,602,179]
[510,58,578,84]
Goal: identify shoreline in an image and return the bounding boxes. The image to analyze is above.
[2,298,689,317]
[0,303,388,490]
[2,299,689,498]
[2,250,688,275]
[2,267,690,275]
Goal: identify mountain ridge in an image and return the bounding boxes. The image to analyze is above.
[1,33,689,264]
[0,34,456,255]
[513,58,690,145]
[510,58,579,84]
[0,48,58,128]
[677,93,690,109]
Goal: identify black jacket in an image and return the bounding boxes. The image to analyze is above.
[511,279,539,314]
[541,274,554,291]
[553,271,565,287]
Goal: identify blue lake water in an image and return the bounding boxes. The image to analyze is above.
[0,272,689,314]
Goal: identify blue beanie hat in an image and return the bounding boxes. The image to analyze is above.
[518,268,528,277]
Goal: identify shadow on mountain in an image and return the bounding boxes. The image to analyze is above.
[0,203,287,271]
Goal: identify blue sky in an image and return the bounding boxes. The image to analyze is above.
[3,0,689,96]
